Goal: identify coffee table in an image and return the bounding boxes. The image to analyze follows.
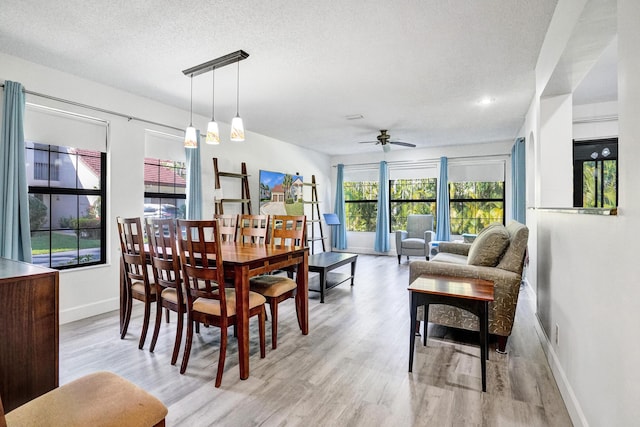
[408,274,494,392]
[308,252,357,303]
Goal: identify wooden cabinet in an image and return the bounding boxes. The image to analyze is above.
[0,258,59,412]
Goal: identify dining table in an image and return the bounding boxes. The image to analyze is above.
[119,241,309,380]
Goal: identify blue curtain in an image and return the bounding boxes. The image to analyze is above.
[374,161,390,252]
[511,137,526,223]
[185,132,202,219]
[435,156,450,241]
[0,81,32,262]
[332,164,348,249]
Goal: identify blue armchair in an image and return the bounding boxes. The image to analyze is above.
[395,214,435,264]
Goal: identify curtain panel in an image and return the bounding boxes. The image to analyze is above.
[0,81,32,262]
[333,164,347,250]
[511,137,526,223]
[435,156,451,242]
[374,161,390,252]
[185,132,202,220]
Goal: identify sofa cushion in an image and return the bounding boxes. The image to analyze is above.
[430,252,468,265]
[467,223,510,267]
[496,221,529,274]
[401,237,426,250]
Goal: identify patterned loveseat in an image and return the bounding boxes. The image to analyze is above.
[409,220,529,353]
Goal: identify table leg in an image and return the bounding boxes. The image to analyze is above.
[479,301,488,392]
[409,291,418,372]
[235,265,250,380]
[319,269,326,303]
[297,250,309,334]
[423,303,429,347]
[350,259,357,286]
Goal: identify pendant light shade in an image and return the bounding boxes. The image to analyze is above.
[184,75,198,148]
[205,69,220,145]
[230,60,245,141]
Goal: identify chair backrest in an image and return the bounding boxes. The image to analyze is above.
[116,216,151,288]
[406,214,434,239]
[214,214,238,243]
[270,215,306,247]
[238,214,269,244]
[145,218,182,297]
[176,219,227,315]
[496,220,529,275]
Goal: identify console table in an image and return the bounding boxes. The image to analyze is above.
[308,252,357,303]
[0,258,59,411]
[408,274,494,392]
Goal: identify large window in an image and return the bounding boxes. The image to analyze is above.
[573,138,618,208]
[449,181,504,235]
[143,158,186,220]
[26,143,106,269]
[390,178,437,232]
[344,181,378,232]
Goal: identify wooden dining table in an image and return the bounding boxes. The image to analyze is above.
[119,241,309,380]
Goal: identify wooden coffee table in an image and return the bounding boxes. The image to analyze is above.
[308,252,357,303]
[408,274,494,392]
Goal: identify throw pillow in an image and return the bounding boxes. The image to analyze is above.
[467,223,510,267]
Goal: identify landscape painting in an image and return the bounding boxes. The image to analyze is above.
[259,170,305,216]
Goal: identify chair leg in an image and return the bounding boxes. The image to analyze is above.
[397,255,401,264]
[149,299,163,353]
[215,325,228,388]
[139,299,152,350]
[294,292,303,331]
[121,292,133,340]
[269,299,278,350]
[496,335,508,354]
[180,313,194,374]
[171,309,183,366]
[165,307,170,323]
[259,307,266,358]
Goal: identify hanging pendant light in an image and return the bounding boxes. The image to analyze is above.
[230,60,245,141]
[184,74,198,148]
[206,69,220,145]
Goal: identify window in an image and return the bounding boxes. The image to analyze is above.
[26,143,107,269]
[573,138,618,208]
[449,181,504,235]
[344,181,378,232]
[143,158,186,219]
[390,178,437,232]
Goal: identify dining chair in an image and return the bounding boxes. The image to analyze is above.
[214,213,238,243]
[177,219,266,387]
[116,216,157,350]
[250,215,306,349]
[145,218,185,365]
[237,214,269,244]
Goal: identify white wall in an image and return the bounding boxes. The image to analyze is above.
[520,1,640,425]
[1,53,331,324]
[329,140,514,255]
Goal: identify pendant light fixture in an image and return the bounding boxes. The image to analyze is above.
[230,60,245,141]
[184,74,198,148]
[205,69,220,145]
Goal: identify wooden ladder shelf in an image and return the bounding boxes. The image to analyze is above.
[213,158,252,215]
[303,175,326,254]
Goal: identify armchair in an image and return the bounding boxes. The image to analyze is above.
[409,220,529,353]
[396,214,435,264]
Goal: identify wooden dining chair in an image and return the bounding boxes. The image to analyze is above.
[117,216,157,350]
[145,218,186,366]
[237,214,269,244]
[176,219,266,387]
[214,213,238,242]
[249,215,306,349]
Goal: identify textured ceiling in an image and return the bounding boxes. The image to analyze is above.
[0,1,566,155]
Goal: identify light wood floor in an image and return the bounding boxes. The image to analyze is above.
[60,254,572,426]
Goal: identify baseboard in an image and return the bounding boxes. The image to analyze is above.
[533,314,589,427]
[60,297,119,325]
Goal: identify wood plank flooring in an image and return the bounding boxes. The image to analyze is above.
[59,254,572,426]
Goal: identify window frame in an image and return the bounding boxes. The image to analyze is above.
[143,157,187,220]
[27,144,107,270]
[389,178,438,232]
[448,181,505,235]
[572,138,618,208]
[343,180,379,232]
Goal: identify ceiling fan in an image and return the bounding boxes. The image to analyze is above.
[358,130,417,152]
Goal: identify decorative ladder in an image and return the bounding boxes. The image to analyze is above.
[212,158,252,215]
[303,175,326,254]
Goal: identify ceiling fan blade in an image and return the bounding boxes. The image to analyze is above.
[358,141,379,144]
[389,141,416,147]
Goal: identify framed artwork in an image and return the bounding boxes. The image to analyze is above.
[259,170,305,215]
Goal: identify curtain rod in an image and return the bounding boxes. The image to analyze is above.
[332,153,508,168]
[1,82,185,134]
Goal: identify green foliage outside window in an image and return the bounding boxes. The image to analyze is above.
[449,181,504,235]
[344,181,378,232]
[390,178,437,231]
[582,160,617,208]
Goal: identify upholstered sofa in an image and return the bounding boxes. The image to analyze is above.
[409,220,529,352]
